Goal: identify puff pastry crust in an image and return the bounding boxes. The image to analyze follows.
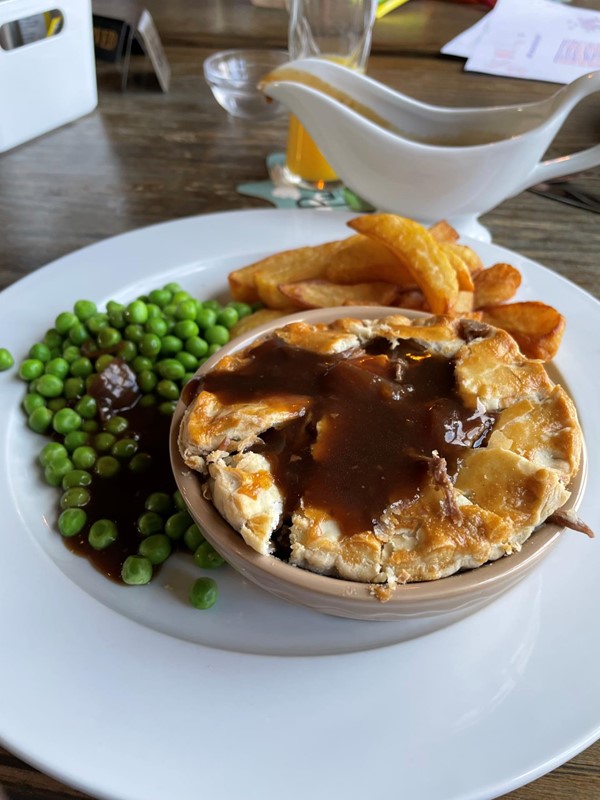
[178,314,582,585]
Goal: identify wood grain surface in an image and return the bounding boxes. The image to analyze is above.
[0,1,599,799]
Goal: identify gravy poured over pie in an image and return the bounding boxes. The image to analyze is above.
[178,314,582,585]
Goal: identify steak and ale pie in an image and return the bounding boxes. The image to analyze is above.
[178,314,588,586]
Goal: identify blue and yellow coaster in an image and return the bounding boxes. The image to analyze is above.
[237,153,374,212]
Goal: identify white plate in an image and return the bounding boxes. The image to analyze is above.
[0,209,598,800]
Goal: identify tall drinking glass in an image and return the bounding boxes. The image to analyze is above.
[284,0,377,189]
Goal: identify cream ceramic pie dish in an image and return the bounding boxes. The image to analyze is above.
[169,307,588,621]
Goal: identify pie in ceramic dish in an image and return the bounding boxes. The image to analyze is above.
[178,313,586,586]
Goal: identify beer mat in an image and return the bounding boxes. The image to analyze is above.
[237,153,374,211]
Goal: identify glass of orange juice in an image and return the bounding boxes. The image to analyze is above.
[283,0,377,190]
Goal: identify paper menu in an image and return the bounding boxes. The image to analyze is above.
[442,0,600,84]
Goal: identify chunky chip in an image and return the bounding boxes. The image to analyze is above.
[474,263,522,308]
[279,279,398,309]
[480,301,565,361]
[349,214,459,314]
[324,234,415,287]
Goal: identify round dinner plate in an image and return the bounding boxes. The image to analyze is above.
[0,209,598,800]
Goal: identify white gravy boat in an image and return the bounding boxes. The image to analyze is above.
[261,59,600,240]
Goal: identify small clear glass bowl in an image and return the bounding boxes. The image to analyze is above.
[203,49,289,121]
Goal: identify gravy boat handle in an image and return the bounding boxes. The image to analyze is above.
[513,71,600,195]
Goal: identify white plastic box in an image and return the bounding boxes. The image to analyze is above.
[0,0,97,152]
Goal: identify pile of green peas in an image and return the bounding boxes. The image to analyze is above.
[14,282,251,610]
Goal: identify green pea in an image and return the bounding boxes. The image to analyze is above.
[45,357,70,379]
[44,457,74,486]
[0,347,14,372]
[63,376,84,400]
[58,508,87,537]
[184,523,205,552]
[69,356,93,378]
[162,303,177,319]
[144,492,172,515]
[55,311,78,335]
[62,469,92,489]
[97,327,121,349]
[158,401,177,416]
[138,533,172,565]
[165,510,192,541]
[126,300,149,324]
[188,577,218,609]
[145,303,161,320]
[95,354,114,372]
[28,407,53,433]
[193,541,225,569]
[174,300,197,321]
[23,393,45,415]
[103,415,128,435]
[137,369,157,394]
[183,371,195,384]
[62,344,81,363]
[148,288,171,308]
[202,299,221,312]
[72,445,96,470]
[157,359,185,381]
[230,301,253,319]
[94,455,121,478]
[60,487,91,509]
[48,398,67,414]
[172,291,192,305]
[207,344,221,356]
[173,319,198,340]
[52,408,82,435]
[81,420,99,433]
[156,380,179,401]
[137,511,164,537]
[185,336,208,358]
[216,307,239,328]
[129,452,152,473]
[164,282,182,294]
[175,351,198,372]
[39,441,68,467]
[74,300,97,322]
[145,317,168,337]
[18,358,44,381]
[68,323,89,346]
[75,394,98,420]
[87,313,109,334]
[28,343,51,363]
[107,302,126,328]
[196,308,217,329]
[44,328,63,349]
[121,555,152,585]
[94,432,116,452]
[173,490,186,511]
[159,335,182,356]
[139,394,157,408]
[139,333,161,357]
[205,325,229,346]
[118,340,137,361]
[124,324,145,344]
[132,355,153,374]
[111,438,138,459]
[88,519,118,550]
[63,430,89,452]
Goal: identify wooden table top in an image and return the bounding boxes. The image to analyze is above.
[0,2,599,799]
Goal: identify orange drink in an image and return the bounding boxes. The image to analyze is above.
[285,114,339,187]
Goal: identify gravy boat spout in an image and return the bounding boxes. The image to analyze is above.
[261,59,600,239]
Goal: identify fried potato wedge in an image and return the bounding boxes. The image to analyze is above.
[448,243,484,275]
[440,244,475,292]
[428,220,459,244]
[480,302,565,361]
[452,290,475,314]
[394,289,427,310]
[349,214,459,314]
[229,309,289,338]
[324,234,415,287]
[251,241,342,309]
[279,279,398,310]
[474,263,522,308]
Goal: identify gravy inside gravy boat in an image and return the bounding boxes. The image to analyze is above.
[261,59,600,240]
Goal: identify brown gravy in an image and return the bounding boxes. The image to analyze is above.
[199,336,495,538]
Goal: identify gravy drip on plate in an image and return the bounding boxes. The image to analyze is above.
[200,336,495,538]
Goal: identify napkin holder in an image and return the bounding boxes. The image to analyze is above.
[0,0,97,153]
